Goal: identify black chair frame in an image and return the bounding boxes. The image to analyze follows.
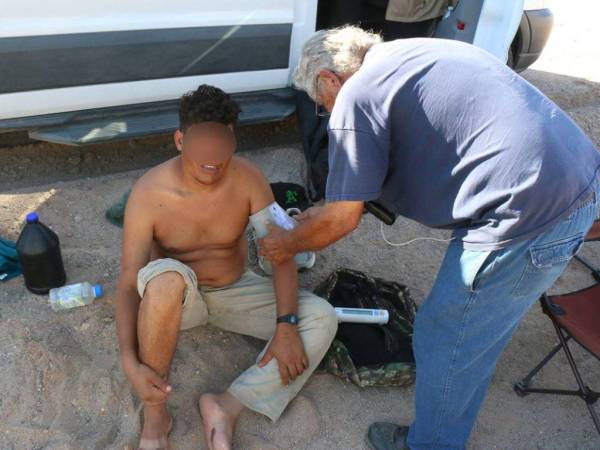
[514,294,600,435]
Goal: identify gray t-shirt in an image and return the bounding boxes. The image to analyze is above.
[325,38,600,250]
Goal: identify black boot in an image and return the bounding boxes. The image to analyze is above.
[366,422,410,450]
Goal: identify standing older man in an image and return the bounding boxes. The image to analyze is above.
[260,26,600,449]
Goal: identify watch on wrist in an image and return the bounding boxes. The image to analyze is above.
[276,313,299,325]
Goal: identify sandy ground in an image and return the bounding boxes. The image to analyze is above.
[2,2,600,449]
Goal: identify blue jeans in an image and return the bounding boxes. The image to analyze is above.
[407,185,599,450]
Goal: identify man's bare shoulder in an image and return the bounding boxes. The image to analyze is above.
[230,156,269,185]
[129,158,180,206]
[230,156,274,212]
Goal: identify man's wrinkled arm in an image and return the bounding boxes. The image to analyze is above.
[290,202,363,252]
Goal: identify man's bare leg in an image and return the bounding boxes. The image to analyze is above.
[199,392,245,450]
[137,272,185,450]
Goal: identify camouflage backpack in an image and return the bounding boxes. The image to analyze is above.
[316,268,417,388]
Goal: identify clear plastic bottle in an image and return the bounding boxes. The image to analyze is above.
[49,282,103,311]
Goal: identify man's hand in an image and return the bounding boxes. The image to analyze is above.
[258,325,309,386]
[258,223,296,265]
[258,206,324,263]
[123,358,172,405]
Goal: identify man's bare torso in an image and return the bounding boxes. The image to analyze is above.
[135,156,257,287]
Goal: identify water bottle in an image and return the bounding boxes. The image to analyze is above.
[49,282,103,311]
[16,212,66,294]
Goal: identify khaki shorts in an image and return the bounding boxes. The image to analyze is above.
[138,258,212,330]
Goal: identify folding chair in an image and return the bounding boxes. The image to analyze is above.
[513,285,600,434]
[514,219,600,432]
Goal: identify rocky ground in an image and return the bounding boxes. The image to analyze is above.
[1,2,600,449]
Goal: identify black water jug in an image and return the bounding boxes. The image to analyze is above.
[16,212,66,294]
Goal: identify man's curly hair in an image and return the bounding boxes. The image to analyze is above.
[179,84,241,131]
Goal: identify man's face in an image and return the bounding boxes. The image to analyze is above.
[175,122,236,186]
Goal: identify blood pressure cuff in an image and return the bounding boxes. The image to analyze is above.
[316,268,417,388]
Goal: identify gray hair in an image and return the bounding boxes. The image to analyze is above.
[293,26,383,100]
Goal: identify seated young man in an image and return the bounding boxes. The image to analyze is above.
[115,85,338,450]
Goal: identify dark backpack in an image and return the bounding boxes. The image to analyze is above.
[270,182,312,212]
[297,91,399,225]
[296,90,330,202]
[316,268,417,387]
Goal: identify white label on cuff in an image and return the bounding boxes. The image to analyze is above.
[269,203,296,231]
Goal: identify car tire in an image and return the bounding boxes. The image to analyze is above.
[507,47,515,70]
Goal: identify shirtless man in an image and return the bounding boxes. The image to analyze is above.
[115,85,338,450]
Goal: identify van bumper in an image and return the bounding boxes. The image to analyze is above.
[512,8,554,72]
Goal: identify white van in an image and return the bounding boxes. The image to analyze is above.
[0,0,552,146]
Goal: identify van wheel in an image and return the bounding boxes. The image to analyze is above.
[507,48,515,69]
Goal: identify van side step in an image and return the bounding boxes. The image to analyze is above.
[28,88,296,146]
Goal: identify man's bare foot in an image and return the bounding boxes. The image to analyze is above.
[138,404,173,450]
[199,392,244,450]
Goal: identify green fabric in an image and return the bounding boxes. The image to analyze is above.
[321,340,415,388]
[105,190,131,228]
[0,237,22,282]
